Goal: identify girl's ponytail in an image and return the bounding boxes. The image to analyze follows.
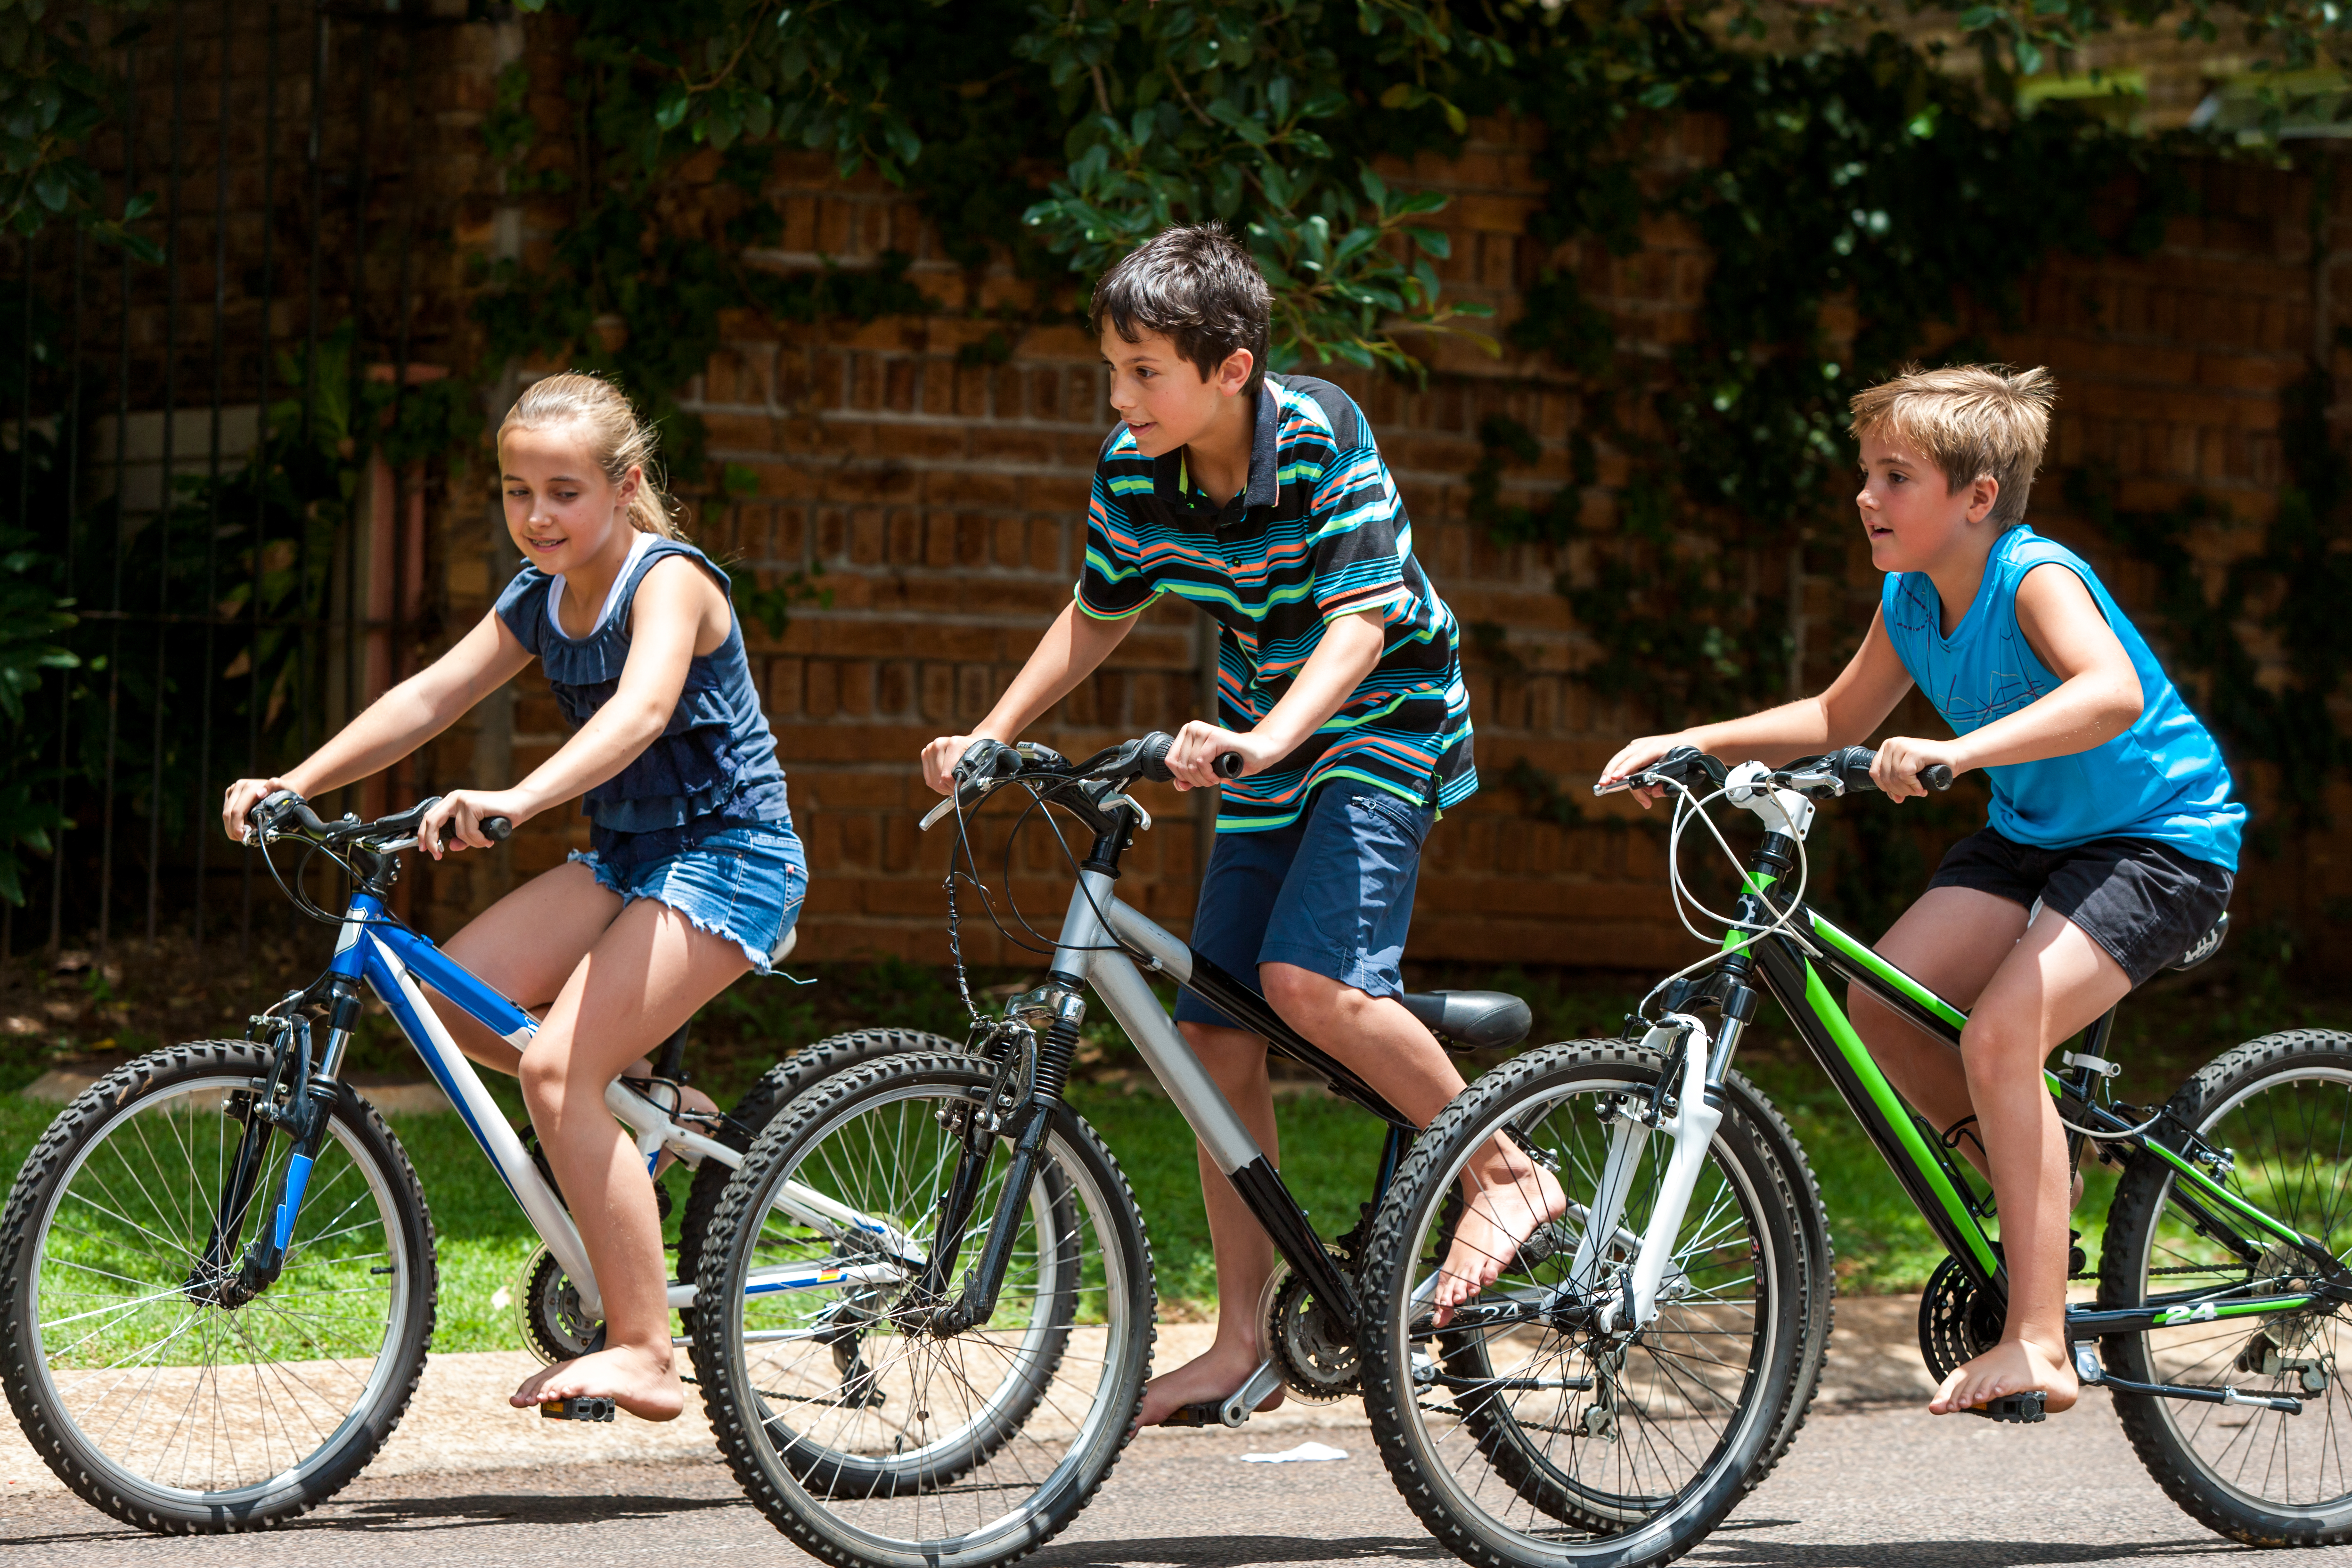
[499,371,688,540]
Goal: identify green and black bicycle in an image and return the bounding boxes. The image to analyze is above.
[1353,745,2350,1568]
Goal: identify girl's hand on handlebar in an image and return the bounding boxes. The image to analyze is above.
[223,776,296,844]
[1598,733,1695,809]
[416,789,529,858]
[1870,736,1964,801]
[1166,720,1266,791]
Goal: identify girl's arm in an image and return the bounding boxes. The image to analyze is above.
[920,601,1141,793]
[1163,609,1381,787]
[416,555,724,855]
[1600,610,1916,803]
[219,609,533,840]
[1872,564,2141,800]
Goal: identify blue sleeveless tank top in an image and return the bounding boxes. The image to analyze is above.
[1880,526,2243,871]
[495,537,790,867]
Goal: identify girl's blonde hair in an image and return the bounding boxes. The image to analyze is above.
[1847,363,2055,531]
[498,371,688,540]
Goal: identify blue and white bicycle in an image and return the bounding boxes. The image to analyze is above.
[0,789,975,1534]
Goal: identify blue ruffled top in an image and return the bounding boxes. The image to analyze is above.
[494,537,790,867]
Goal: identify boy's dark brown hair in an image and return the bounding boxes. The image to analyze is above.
[1847,363,2056,531]
[1089,223,1273,394]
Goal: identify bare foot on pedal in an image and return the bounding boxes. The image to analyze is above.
[1133,1342,1283,1430]
[511,1342,685,1422]
[1431,1160,1568,1328]
[1929,1337,2078,1416]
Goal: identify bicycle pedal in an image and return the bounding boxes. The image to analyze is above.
[540,1396,616,1422]
[1157,1400,1222,1429]
[1968,1391,2046,1424]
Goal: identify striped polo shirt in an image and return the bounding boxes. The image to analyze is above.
[1077,373,1477,833]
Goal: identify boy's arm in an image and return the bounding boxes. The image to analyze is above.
[920,601,1141,794]
[1874,563,2141,800]
[1164,609,1382,789]
[1600,609,1915,803]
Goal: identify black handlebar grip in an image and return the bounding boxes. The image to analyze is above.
[1840,748,1952,793]
[437,817,513,848]
[1136,731,1176,783]
[1921,763,1953,792]
[1212,751,1243,779]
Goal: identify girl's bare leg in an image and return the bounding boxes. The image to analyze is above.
[421,861,723,1138]
[506,897,751,1420]
[1929,912,2129,1416]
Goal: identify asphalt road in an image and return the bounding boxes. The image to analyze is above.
[4,1391,2348,1567]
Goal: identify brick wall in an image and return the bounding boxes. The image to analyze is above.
[404,113,2347,976]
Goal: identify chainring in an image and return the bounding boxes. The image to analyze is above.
[516,1246,604,1366]
[1916,1253,2004,1383]
[1261,1244,1361,1403]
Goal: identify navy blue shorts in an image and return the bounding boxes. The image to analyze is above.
[1174,779,1434,1031]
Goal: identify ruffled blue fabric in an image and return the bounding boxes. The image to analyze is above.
[495,539,790,866]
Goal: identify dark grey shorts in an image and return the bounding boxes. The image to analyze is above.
[1926,826,2232,987]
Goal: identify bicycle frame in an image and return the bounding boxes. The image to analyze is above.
[1597,764,2346,1392]
[263,888,913,1323]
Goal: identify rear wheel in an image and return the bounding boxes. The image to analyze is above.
[2098,1029,2352,1545]
[0,1041,434,1533]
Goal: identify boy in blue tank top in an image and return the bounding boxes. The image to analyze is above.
[1602,364,2242,1418]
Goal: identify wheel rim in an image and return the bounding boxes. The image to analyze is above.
[2128,1061,2352,1515]
[1388,1071,1780,1550]
[27,1074,412,1503]
[728,1078,1135,1553]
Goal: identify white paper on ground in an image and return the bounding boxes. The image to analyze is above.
[1238,1441,1348,1463]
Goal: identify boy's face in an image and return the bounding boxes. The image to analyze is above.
[1101,327,1252,458]
[1855,430,1997,573]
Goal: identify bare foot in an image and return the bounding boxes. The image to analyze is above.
[511,1341,685,1422]
[1132,1342,1283,1430]
[1928,1337,2079,1416]
[1430,1161,1568,1328]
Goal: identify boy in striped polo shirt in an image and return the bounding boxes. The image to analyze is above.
[921,224,1564,1428]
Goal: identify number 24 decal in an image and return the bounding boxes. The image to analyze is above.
[2159,1303,2220,1326]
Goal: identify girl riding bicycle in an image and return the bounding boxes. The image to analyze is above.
[220,371,806,1422]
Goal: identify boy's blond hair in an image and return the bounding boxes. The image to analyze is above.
[1847,364,2055,531]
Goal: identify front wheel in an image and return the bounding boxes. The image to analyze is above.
[1357,1039,1817,1568]
[2098,1029,2352,1546]
[0,1041,435,1533]
[694,1050,1154,1568]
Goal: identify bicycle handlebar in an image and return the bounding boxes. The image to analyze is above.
[1595,744,1951,800]
[921,731,1244,830]
[249,790,513,850]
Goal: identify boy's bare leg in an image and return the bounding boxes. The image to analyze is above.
[1261,965,1565,1329]
[1929,911,2131,1416]
[508,898,751,1421]
[1134,1021,1286,1429]
[1850,887,2087,1204]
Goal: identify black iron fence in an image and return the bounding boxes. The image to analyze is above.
[3,1,468,960]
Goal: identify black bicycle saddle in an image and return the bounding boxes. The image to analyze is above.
[1399,990,1533,1051]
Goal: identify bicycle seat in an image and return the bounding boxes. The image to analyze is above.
[2168,911,2227,973]
[1399,990,1533,1051]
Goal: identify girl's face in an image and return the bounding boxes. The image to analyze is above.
[500,421,640,575]
[1855,430,1997,575]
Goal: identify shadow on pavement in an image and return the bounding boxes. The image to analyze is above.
[1031,1536,1450,1565]
[318,1489,746,1533]
[1691,1541,2255,1565]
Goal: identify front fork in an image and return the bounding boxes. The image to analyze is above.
[196,981,363,1308]
[1588,1012,1726,1335]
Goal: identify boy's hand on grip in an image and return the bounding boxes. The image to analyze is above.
[1870,736,1963,801]
[1165,721,1262,790]
[222,776,296,843]
[923,734,989,796]
[1598,733,1696,808]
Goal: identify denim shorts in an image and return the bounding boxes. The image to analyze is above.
[1174,779,1433,1030]
[569,821,807,975]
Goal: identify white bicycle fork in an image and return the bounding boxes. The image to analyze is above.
[1578,1014,1723,1335]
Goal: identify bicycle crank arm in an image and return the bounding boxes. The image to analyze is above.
[2073,1346,2304,1413]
